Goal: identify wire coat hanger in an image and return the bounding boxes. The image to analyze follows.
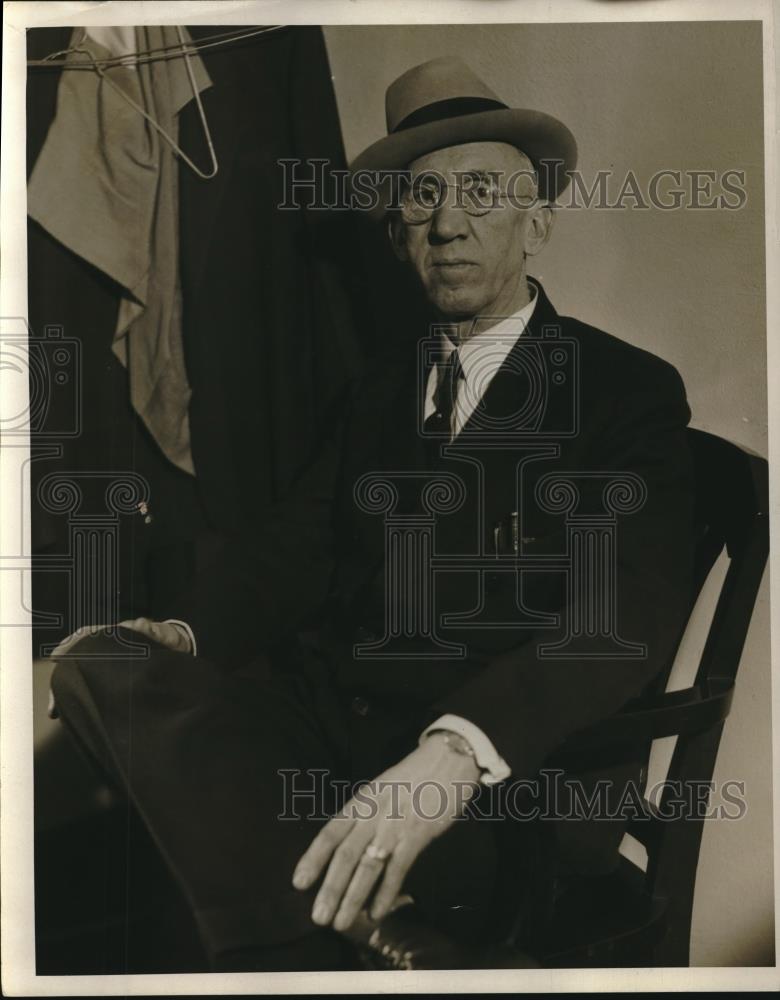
[43,26,224,180]
[27,25,285,69]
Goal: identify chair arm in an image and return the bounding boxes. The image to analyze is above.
[550,679,735,765]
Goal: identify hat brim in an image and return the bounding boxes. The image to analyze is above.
[349,107,577,222]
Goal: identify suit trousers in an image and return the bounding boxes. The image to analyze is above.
[50,629,558,970]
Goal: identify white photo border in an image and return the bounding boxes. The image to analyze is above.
[2,0,777,994]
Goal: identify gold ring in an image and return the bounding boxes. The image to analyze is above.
[364,843,391,863]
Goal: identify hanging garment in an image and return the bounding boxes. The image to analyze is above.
[25,25,403,656]
[28,25,212,474]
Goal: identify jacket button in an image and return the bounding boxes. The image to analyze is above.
[351,695,371,718]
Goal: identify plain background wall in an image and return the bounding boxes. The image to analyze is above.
[323,20,772,967]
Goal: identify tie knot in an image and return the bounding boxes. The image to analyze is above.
[440,348,464,382]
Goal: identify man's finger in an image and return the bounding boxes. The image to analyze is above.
[310,826,374,926]
[332,838,394,931]
[292,811,353,890]
[118,617,153,635]
[117,619,190,653]
[51,624,111,659]
[50,637,74,659]
[369,840,417,921]
[47,688,59,720]
[50,626,89,658]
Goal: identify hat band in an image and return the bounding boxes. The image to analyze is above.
[393,96,508,133]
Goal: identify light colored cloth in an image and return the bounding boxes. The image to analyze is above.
[28,26,213,474]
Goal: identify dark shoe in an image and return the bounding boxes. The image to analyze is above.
[341,895,543,970]
[341,896,463,970]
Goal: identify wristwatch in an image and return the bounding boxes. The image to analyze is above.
[429,728,478,762]
[420,715,512,785]
[420,716,512,785]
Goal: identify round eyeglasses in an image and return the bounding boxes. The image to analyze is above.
[399,172,532,224]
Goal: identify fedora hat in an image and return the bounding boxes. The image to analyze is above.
[350,56,577,219]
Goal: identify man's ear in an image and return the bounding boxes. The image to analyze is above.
[524,204,554,258]
[387,213,409,262]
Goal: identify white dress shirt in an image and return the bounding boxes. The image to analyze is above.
[419,286,539,784]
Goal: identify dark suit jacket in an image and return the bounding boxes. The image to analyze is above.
[170,278,695,875]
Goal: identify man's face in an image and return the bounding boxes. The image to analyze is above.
[390,141,550,320]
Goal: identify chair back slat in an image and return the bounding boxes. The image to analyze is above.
[642,430,768,965]
[510,431,767,968]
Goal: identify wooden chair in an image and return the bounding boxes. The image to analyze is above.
[493,428,769,968]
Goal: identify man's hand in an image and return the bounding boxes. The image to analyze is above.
[50,618,192,660]
[47,618,193,719]
[291,732,481,932]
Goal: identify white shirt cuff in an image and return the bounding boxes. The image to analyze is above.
[163,619,197,656]
[420,713,511,786]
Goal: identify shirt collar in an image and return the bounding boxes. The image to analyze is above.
[439,284,539,384]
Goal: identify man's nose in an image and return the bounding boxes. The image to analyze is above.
[428,191,470,242]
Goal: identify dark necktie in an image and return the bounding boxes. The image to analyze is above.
[424,349,465,443]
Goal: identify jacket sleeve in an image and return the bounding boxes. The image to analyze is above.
[428,360,696,779]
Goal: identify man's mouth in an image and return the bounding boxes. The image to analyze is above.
[431,260,478,272]
[430,260,478,286]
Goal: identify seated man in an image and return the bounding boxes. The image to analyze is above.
[50,57,695,972]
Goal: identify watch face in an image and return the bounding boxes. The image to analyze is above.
[444,731,475,756]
